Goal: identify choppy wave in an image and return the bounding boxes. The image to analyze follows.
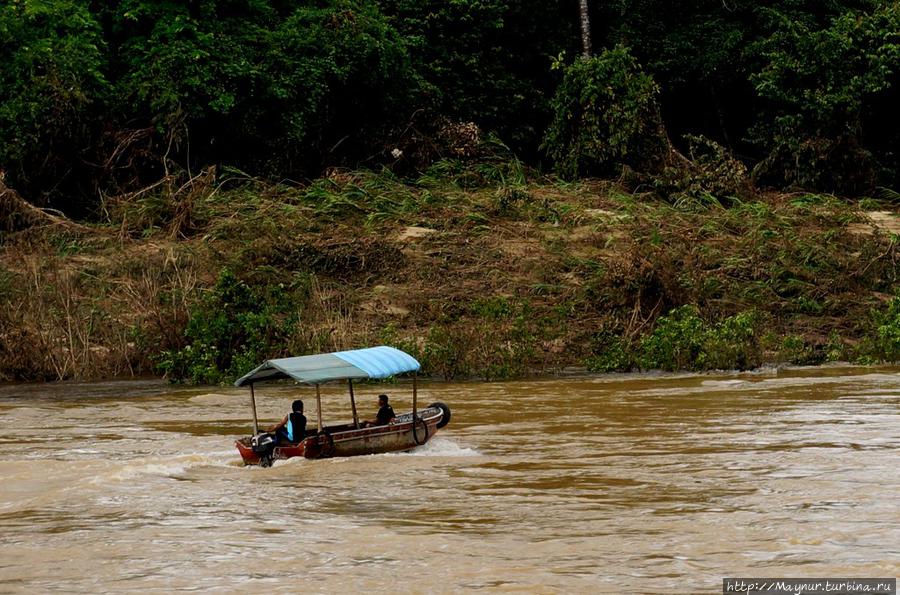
[262,437,481,466]
[4,369,899,593]
[394,437,481,457]
[99,451,235,482]
[189,392,238,405]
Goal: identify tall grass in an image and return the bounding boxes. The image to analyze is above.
[1,166,898,382]
[0,242,199,381]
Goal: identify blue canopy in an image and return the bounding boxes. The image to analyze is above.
[233,346,420,387]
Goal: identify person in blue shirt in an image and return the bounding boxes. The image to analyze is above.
[268,399,306,444]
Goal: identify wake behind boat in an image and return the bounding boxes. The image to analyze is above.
[233,346,451,466]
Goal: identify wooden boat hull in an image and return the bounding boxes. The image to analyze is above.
[235,405,446,465]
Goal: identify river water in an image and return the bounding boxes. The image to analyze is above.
[0,367,898,593]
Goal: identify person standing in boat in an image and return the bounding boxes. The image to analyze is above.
[268,399,306,444]
[363,394,395,427]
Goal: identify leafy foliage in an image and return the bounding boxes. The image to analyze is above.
[542,48,667,179]
[750,3,900,194]
[869,293,900,362]
[778,334,826,366]
[1,0,420,208]
[2,0,900,207]
[157,269,299,384]
[259,2,419,171]
[110,0,419,175]
[585,330,634,373]
[0,0,106,207]
[585,306,763,373]
[378,0,576,154]
[638,306,761,371]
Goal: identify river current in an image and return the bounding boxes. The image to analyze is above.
[1,366,898,593]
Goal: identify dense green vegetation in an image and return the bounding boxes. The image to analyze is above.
[543,46,668,179]
[2,0,899,212]
[1,0,899,382]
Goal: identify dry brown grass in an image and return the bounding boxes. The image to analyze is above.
[1,171,897,381]
[0,231,203,380]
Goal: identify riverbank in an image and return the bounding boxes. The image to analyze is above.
[2,161,899,382]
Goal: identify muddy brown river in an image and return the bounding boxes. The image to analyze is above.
[1,366,898,593]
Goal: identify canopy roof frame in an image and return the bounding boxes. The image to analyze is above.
[234,346,421,387]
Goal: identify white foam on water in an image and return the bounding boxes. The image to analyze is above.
[701,379,746,387]
[96,451,236,483]
[279,455,308,466]
[193,447,242,459]
[392,436,481,457]
[238,438,481,470]
[188,392,235,405]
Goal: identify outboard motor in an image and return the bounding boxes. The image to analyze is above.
[251,432,277,467]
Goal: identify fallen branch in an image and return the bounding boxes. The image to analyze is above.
[0,180,92,233]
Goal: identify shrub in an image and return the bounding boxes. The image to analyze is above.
[639,305,708,371]
[871,293,900,362]
[585,330,634,373]
[413,298,544,380]
[157,269,299,384]
[702,310,760,370]
[638,305,761,371]
[779,335,826,366]
[543,47,667,179]
[420,325,473,381]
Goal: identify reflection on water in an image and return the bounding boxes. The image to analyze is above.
[1,367,899,592]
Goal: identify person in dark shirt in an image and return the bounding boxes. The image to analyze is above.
[268,399,307,444]
[363,394,395,427]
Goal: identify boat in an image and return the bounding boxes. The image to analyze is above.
[233,346,451,466]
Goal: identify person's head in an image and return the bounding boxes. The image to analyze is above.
[292,399,304,413]
[378,394,389,406]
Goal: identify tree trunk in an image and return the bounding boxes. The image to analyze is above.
[579,0,592,58]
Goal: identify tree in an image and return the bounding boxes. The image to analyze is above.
[104,0,419,178]
[750,2,900,194]
[377,0,577,155]
[543,47,667,178]
[579,0,592,58]
[0,0,107,210]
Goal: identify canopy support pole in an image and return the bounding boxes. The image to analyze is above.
[250,383,259,435]
[412,373,418,417]
[348,379,359,429]
[315,384,323,433]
